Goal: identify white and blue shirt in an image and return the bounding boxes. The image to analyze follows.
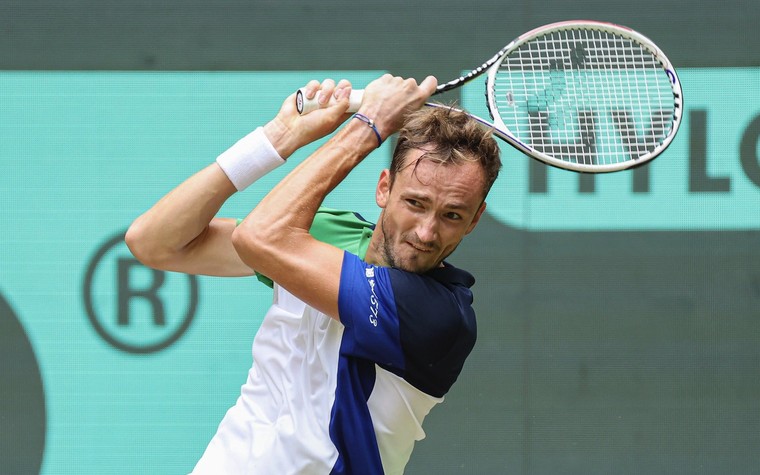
[191,209,477,475]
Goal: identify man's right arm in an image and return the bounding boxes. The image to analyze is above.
[125,78,354,277]
[125,163,254,277]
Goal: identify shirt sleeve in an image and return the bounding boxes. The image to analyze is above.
[338,252,477,397]
[337,252,405,371]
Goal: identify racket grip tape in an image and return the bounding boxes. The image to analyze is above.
[296,88,364,115]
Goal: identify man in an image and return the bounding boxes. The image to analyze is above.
[126,74,501,474]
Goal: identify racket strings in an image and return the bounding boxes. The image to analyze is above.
[493,27,676,166]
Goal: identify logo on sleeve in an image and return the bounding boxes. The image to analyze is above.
[365,266,379,327]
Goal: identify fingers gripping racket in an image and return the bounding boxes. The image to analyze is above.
[296,20,682,173]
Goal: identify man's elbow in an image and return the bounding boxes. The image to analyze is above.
[124,219,168,269]
[231,224,269,270]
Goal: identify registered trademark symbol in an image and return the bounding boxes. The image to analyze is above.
[83,232,198,354]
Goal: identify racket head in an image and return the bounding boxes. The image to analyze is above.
[484,20,682,173]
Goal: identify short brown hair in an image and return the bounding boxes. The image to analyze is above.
[390,105,502,200]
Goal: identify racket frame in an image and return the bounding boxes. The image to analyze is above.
[296,20,682,174]
[478,20,683,173]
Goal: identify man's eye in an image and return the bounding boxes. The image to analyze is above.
[406,199,422,208]
[445,212,462,220]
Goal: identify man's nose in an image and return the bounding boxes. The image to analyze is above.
[415,215,438,244]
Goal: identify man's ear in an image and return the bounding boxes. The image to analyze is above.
[376,169,391,209]
[465,201,487,235]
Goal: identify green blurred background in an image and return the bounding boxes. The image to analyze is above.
[1,1,758,474]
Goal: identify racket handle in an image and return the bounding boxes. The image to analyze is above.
[296,88,364,115]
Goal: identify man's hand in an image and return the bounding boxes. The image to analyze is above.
[356,74,438,141]
[264,79,354,159]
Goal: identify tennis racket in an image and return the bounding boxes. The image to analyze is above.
[296,20,682,173]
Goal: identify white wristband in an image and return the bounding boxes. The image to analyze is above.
[215,127,285,191]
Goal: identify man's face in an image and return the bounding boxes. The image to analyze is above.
[371,149,487,273]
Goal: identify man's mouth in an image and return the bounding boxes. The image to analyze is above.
[407,241,434,253]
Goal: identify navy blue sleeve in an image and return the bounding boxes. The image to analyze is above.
[388,267,477,397]
[338,252,477,397]
[338,252,405,371]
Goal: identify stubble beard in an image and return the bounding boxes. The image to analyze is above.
[379,214,453,274]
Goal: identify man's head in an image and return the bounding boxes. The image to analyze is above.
[389,106,502,201]
[370,105,502,273]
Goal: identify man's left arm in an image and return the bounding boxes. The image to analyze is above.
[232,74,437,319]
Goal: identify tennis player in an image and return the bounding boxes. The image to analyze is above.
[126,73,501,474]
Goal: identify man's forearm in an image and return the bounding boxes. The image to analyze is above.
[126,163,238,267]
[127,115,295,274]
[229,75,436,316]
[236,74,435,250]
[231,118,377,317]
[245,119,377,238]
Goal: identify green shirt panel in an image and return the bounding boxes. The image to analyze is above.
[237,207,374,288]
